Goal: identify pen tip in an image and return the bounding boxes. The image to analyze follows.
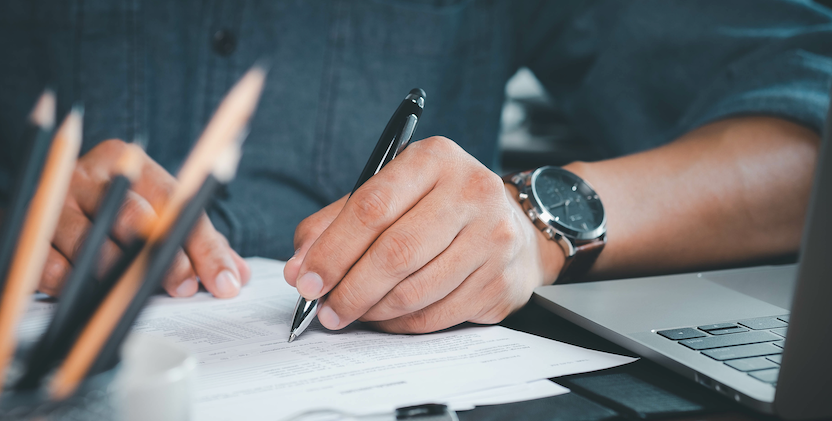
[288,333,296,343]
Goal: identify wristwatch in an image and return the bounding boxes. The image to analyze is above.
[503,166,607,283]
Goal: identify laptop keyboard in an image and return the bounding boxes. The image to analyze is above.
[657,315,789,386]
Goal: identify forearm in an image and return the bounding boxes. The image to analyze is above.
[565,116,820,280]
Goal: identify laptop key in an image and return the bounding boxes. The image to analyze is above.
[777,315,789,323]
[749,368,779,383]
[698,323,737,331]
[773,340,785,348]
[770,327,787,338]
[725,356,779,372]
[738,317,787,330]
[709,327,749,335]
[702,343,782,361]
[657,328,706,340]
[766,355,782,364]
[680,331,779,350]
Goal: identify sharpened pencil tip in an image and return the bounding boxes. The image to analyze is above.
[288,333,296,343]
[30,88,56,129]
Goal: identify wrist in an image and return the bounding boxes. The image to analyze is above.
[503,183,565,285]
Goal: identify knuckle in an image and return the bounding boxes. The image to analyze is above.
[40,257,68,295]
[420,136,457,155]
[490,218,517,247]
[351,188,396,230]
[333,282,366,315]
[116,194,155,237]
[466,169,504,200]
[386,280,424,312]
[401,309,437,333]
[372,230,420,279]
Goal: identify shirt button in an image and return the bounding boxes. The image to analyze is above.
[212,29,236,56]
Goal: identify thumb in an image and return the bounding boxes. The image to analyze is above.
[284,195,348,286]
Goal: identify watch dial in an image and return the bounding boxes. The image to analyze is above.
[532,168,604,235]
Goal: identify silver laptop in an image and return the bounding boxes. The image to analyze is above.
[534,107,832,419]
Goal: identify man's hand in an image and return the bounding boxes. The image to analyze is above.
[284,136,563,334]
[39,139,251,298]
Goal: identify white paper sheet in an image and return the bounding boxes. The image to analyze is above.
[446,379,569,411]
[127,258,634,420]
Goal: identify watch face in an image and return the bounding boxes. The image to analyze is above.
[531,167,605,239]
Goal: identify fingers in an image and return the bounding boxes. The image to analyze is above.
[359,229,485,322]
[317,190,469,330]
[64,139,249,299]
[39,247,72,297]
[369,265,517,334]
[180,215,243,298]
[284,195,348,287]
[295,138,457,301]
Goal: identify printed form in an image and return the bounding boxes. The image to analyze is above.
[19,258,635,420]
[131,258,635,420]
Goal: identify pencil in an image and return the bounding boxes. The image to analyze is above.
[49,65,265,399]
[0,89,56,300]
[14,144,145,391]
[0,106,83,393]
[89,143,243,376]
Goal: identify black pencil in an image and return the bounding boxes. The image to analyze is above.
[89,174,225,375]
[89,142,242,375]
[14,145,145,390]
[0,89,55,299]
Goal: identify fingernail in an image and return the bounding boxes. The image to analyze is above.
[175,277,198,297]
[317,305,340,330]
[287,249,300,262]
[214,270,241,297]
[297,272,323,297]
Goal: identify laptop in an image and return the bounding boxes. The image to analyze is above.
[534,106,832,419]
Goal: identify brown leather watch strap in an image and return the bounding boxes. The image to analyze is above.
[557,236,606,283]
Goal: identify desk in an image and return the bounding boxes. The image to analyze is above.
[457,302,773,421]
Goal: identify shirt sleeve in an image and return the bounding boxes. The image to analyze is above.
[518,0,832,157]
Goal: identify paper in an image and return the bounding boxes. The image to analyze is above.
[447,379,569,411]
[128,258,634,420]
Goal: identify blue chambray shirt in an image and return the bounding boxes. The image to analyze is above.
[1,0,831,260]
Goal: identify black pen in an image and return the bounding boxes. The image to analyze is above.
[289,88,426,342]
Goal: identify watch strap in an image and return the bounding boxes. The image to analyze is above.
[557,235,606,283]
[503,168,606,284]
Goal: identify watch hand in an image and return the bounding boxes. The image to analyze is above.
[548,200,566,209]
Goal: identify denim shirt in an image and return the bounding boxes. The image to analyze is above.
[1,0,831,259]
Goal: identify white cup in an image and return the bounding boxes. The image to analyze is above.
[114,333,197,421]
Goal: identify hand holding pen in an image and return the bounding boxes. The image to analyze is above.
[288,89,426,341]
[283,85,564,336]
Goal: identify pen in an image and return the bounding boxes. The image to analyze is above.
[289,88,426,343]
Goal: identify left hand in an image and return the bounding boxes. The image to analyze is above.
[283,136,564,333]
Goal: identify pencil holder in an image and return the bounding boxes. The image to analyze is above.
[0,358,119,421]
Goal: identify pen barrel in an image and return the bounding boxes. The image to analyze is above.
[350,92,424,196]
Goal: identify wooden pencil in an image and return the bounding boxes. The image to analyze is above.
[89,143,242,375]
[0,106,83,393]
[0,89,56,300]
[49,65,265,400]
[14,144,145,391]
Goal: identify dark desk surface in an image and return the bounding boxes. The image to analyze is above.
[456,301,776,421]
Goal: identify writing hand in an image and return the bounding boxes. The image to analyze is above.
[40,139,251,298]
[284,136,564,333]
